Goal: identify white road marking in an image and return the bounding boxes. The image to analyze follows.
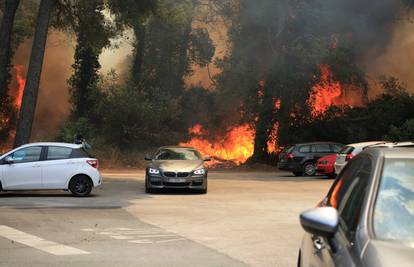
[110,235,133,240]
[0,225,90,256]
[128,239,153,244]
[156,238,186,243]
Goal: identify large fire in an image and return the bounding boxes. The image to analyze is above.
[179,124,255,166]
[13,65,25,108]
[0,65,25,152]
[307,64,364,117]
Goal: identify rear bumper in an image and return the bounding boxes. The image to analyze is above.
[277,161,302,172]
[334,162,346,174]
[148,174,207,189]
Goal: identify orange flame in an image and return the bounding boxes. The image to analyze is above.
[179,124,255,166]
[267,122,279,154]
[13,65,25,108]
[307,64,363,117]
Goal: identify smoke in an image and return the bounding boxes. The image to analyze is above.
[12,31,74,141]
[367,16,414,96]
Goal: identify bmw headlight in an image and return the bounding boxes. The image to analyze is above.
[193,168,205,175]
[149,168,160,175]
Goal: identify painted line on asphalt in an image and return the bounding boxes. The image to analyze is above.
[156,238,186,243]
[0,225,90,256]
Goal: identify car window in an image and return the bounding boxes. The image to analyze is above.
[373,159,414,245]
[155,148,202,160]
[282,146,294,153]
[298,145,311,153]
[333,157,371,241]
[47,146,72,160]
[332,144,343,153]
[313,144,331,153]
[339,146,354,154]
[70,148,92,158]
[9,146,42,163]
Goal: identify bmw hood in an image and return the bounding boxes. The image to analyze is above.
[151,160,204,172]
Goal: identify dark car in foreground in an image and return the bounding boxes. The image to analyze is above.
[298,146,414,267]
[278,142,343,176]
[144,146,210,194]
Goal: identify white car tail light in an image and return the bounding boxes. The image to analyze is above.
[87,159,99,169]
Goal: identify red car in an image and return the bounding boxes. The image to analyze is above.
[316,154,336,178]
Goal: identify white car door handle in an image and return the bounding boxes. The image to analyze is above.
[32,164,41,168]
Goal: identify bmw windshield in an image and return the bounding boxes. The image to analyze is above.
[154,148,202,160]
[374,158,414,247]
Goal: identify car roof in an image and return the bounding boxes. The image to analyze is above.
[293,141,341,146]
[363,147,414,159]
[20,142,83,149]
[369,141,414,148]
[345,141,386,148]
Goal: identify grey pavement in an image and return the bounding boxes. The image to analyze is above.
[0,170,334,267]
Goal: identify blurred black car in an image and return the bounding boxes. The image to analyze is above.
[298,146,414,267]
[278,142,343,176]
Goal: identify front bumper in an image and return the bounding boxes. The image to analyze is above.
[316,165,334,175]
[147,174,207,189]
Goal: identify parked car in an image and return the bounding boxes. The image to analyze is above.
[316,154,337,178]
[334,141,385,174]
[0,142,101,197]
[278,142,343,176]
[144,146,210,194]
[298,145,414,267]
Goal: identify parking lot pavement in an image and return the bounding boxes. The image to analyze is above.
[0,170,333,267]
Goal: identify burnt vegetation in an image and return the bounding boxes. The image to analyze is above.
[1,0,414,166]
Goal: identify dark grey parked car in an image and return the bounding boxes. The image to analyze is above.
[278,142,343,176]
[298,146,414,267]
[144,146,210,194]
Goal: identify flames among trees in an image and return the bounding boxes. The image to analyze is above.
[1,0,414,166]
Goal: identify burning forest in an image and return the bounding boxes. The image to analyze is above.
[1,0,414,167]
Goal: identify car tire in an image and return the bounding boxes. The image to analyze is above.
[145,177,153,194]
[199,187,207,194]
[292,171,303,177]
[0,181,2,191]
[297,250,302,267]
[69,175,93,197]
[303,162,316,176]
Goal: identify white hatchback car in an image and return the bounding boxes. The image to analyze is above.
[334,141,385,174]
[0,142,101,197]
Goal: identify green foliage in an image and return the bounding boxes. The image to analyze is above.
[67,1,115,119]
[384,119,414,142]
[59,117,95,143]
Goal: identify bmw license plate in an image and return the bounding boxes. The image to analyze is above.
[169,178,186,183]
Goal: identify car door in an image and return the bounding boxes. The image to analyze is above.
[1,146,44,190]
[41,146,75,189]
[310,156,372,267]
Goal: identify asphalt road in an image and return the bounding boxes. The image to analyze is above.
[0,170,334,267]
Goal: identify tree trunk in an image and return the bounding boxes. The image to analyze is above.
[14,0,56,147]
[131,24,146,85]
[0,0,20,99]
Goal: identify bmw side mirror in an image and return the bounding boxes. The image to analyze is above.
[300,207,338,238]
[144,154,152,161]
[4,156,14,164]
[204,156,211,162]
